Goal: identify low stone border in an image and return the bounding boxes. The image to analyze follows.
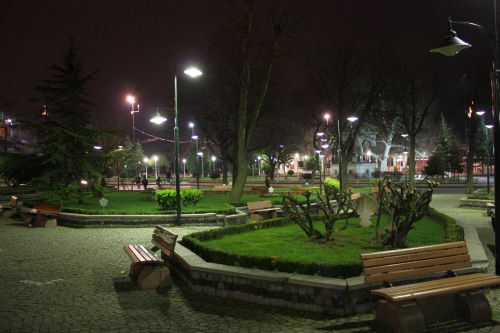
[459,198,493,209]
[57,207,248,228]
[167,212,489,315]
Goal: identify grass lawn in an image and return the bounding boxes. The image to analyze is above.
[200,215,445,266]
[62,190,306,214]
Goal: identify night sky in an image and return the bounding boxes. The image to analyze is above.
[1,0,497,149]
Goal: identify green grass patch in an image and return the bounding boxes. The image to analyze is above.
[183,212,462,278]
[467,193,494,201]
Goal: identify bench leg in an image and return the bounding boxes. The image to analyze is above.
[135,265,172,290]
[375,300,425,333]
[32,215,57,227]
[456,291,492,322]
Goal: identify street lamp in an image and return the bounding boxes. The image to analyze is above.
[189,122,200,189]
[150,66,202,225]
[182,158,186,178]
[143,157,149,178]
[197,151,204,179]
[211,156,216,173]
[152,155,158,179]
[257,155,262,176]
[431,13,500,274]
[126,95,140,143]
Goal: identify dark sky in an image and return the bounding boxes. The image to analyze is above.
[1,0,497,149]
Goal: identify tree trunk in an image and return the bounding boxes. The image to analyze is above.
[408,136,416,189]
[222,158,229,185]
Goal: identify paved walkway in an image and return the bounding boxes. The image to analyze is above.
[0,194,499,332]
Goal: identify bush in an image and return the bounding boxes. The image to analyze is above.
[154,189,177,209]
[323,178,340,195]
[209,172,220,180]
[372,170,382,178]
[369,178,382,187]
[287,170,295,176]
[182,189,203,208]
[302,172,313,181]
[154,188,204,210]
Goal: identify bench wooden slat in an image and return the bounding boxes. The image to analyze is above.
[364,261,471,283]
[362,247,469,268]
[124,245,149,263]
[361,241,466,260]
[247,200,273,211]
[152,235,175,256]
[363,254,471,276]
[137,245,160,262]
[372,273,488,296]
[372,274,500,302]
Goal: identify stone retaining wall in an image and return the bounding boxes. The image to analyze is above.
[168,240,488,315]
[58,208,248,228]
[459,198,493,209]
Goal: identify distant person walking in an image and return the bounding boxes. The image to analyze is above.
[156,177,162,189]
[141,176,148,190]
[135,176,141,190]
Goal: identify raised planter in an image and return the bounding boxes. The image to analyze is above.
[459,198,493,209]
[57,208,248,228]
[167,241,487,315]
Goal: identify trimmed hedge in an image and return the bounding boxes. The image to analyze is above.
[427,207,464,242]
[181,218,362,278]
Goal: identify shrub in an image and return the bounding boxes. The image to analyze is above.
[287,170,295,176]
[154,189,177,209]
[154,188,204,210]
[323,178,340,195]
[369,178,382,187]
[209,172,220,180]
[302,172,313,181]
[372,170,382,178]
[182,189,203,208]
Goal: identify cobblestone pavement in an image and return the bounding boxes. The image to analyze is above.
[1,196,500,332]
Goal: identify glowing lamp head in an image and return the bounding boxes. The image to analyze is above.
[152,155,158,162]
[126,95,135,104]
[182,158,186,163]
[93,145,103,150]
[347,116,358,122]
[150,113,167,125]
[486,124,494,129]
[211,156,216,162]
[476,110,486,116]
[143,157,149,163]
[189,122,194,128]
[367,150,372,157]
[184,67,203,78]
[323,113,331,121]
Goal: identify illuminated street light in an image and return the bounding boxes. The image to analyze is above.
[93,145,102,150]
[347,116,359,122]
[324,113,331,125]
[432,14,500,273]
[211,156,217,173]
[153,155,159,179]
[143,157,149,178]
[182,158,186,178]
[189,122,200,189]
[150,65,202,225]
[150,112,167,125]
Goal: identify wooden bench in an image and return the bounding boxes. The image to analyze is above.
[31,202,61,227]
[0,195,18,217]
[245,185,268,195]
[361,241,500,333]
[247,200,280,221]
[213,185,232,193]
[123,225,178,290]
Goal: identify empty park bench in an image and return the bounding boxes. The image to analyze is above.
[361,241,500,333]
[245,184,268,195]
[0,195,18,217]
[212,185,232,194]
[123,225,178,290]
[29,202,61,227]
[247,200,280,221]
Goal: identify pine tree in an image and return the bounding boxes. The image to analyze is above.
[35,39,100,193]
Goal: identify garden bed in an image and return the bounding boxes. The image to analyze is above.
[182,212,464,278]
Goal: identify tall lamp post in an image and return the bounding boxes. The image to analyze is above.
[126,94,140,176]
[152,155,159,179]
[150,66,202,225]
[211,156,217,174]
[182,158,187,178]
[487,124,494,193]
[431,12,500,274]
[189,122,200,189]
[143,157,149,178]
